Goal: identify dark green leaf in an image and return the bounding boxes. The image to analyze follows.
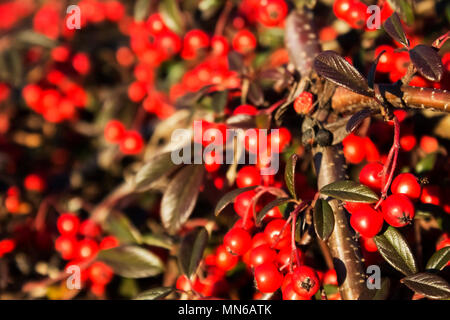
[215,186,257,216]
[320,180,379,203]
[16,31,56,48]
[358,278,390,300]
[383,13,409,47]
[98,246,164,278]
[346,109,372,133]
[314,51,374,97]
[211,90,228,113]
[104,212,142,244]
[134,287,174,300]
[134,152,181,192]
[141,233,174,250]
[401,273,450,300]
[285,154,298,200]
[134,0,151,21]
[426,247,450,271]
[159,0,185,34]
[313,199,335,241]
[161,165,205,234]
[179,227,209,278]
[415,153,437,173]
[409,45,443,82]
[387,0,414,25]
[374,227,418,276]
[256,198,291,225]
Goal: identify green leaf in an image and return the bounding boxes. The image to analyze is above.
[313,199,335,241]
[401,273,450,300]
[215,186,257,216]
[383,12,409,47]
[179,227,209,278]
[104,212,142,244]
[415,153,436,173]
[134,0,151,22]
[285,154,298,200]
[134,152,181,192]
[426,247,450,271]
[374,227,418,276]
[16,31,56,48]
[211,90,228,114]
[159,0,185,34]
[358,278,391,300]
[134,287,174,300]
[256,198,291,225]
[141,233,174,250]
[98,246,164,278]
[320,180,379,203]
[387,0,414,26]
[161,165,205,235]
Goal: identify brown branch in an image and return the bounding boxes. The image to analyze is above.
[332,85,450,113]
[313,145,367,300]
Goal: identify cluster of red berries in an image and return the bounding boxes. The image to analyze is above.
[333,0,393,30]
[55,213,118,296]
[0,238,16,258]
[239,0,288,27]
[4,174,46,214]
[104,120,144,155]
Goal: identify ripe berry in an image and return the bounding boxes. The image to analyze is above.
[254,262,283,293]
[400,134,417,151]
[269,127,291,153]
[232,29,257,54]
[258,0,288,27]
[343,134,366,164]
[99,236,119,250]
[359,162,383,192]
[346,1,367,29]
[375,45,395,73]
[292,266,320,298]
[0,239,16,257]
[55,236,77,260]
[77,239,99,260]
[79,219,102,238]
[360,236,378,252]
[119,131,144,155]
[72,53,90,75]
[176,274,192,292]
[128,81,147,102]
[204,150,221,173]
[420,185,441,206]
[104,120,126,143]
[282,283,310,300]
[57,213,80,236]
[211,35,229,56]
[234,218,255,231]
[215,245,239,271]
[224,228,252,255]
[251,232,270,248]
[420,136,439,154]
[264,219,291,250]
[381,194,415,227]
[391,173,421,200]
[293,92,314,115]
[24,174,46,192]
[88,261,114,285]
[234,190,257,218]
[233,104,258,115]
[250,244,277,267]
[277,247,303,268]
[333,0,357,20]
[236,166,261,188]
[350,206,384,237]
[344,201,373,215]
[323,269,338,286]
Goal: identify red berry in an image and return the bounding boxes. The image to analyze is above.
[57,213,80,236]
[250,244,277,267]
[88,261,114,285]
[343,134,366,164]
[400,134,417,151]
[55,236,77,260]
[119,131,144,155]
[269,127,291,153]
[292,266,320,298]
[234,190,258,218]
[391,173,421,200]
[204,150,221,173]
[264,219,291,250]
[232,30,257,54]
[346,1,367,29]
[72,53,90,75]
[381,194,415,227]
[277,247,303,268]
[420,136,439,154]
[282,283,310,300]
[128,81,147,102]
[79,219,102,238]
[215,245,239,271]
[359,162,383,192]
[0,239,16,257]
[77,239,99,260]
[224,227,252,255]
[344,202,373,215]
[99,236,119,250]
[233,104,258,115]
[350,206,384,237]
[251,232,270,248]
[258,0,288,27]
[254,262,283,293]
[374,45,395,73]
[176,275,192,292]
[323,269,338,286]
[333,0,357,20]
[420,185,441,206]
[360,236,378,252]
[293,92,314,115]
[236,166,261,188]
[24,174,46,192]
[104,120,126,143]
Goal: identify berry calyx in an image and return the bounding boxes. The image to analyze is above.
[381,194,415,227]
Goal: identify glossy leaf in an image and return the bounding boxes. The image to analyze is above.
[425,247,450,271]
[313,199,335,241]
[358,278,391,300]
[320,180,379,203]
[256,198,291,225]
[134,152,181,192]
[134,287,174,300]
[179,227,209,278]
[98,246,164,278]
[409,45,443,82]
[374,227,418,276]
[285,154,298,200]
[161,165,205,234]
[346,109,372,133]
[215,186,257,216]
[387,0,414,25]
[401,273,450,300]
[383,13,409,47]
[134,0,151,21]
[159,0,185,34]
[105,212,142,244]
[314,51,374,97]
[141,234,174,250]
[415,153,437,173]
